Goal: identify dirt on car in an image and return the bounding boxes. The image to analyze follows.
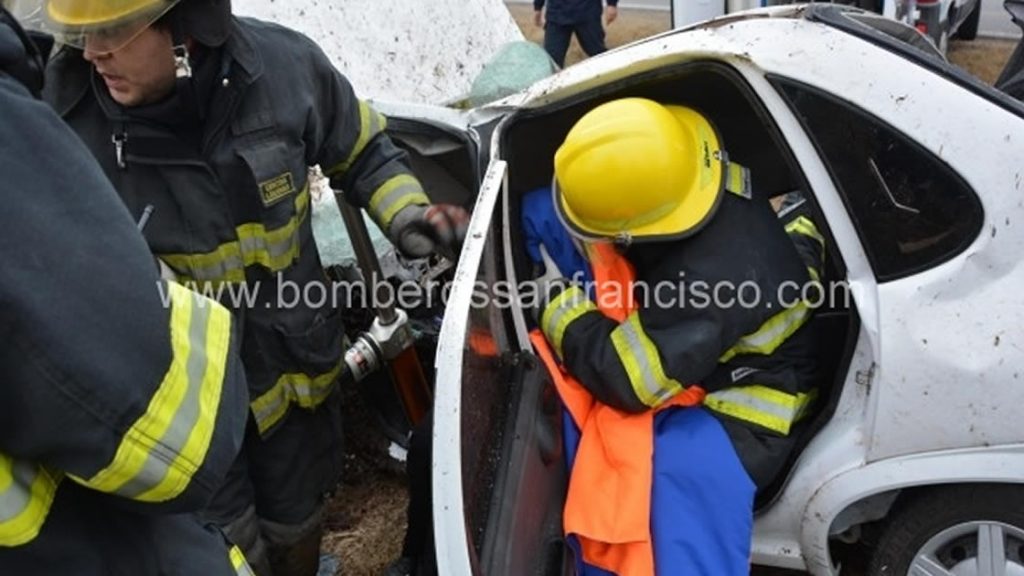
[325,8,1019,576]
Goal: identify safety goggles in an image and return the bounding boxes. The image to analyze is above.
[6,0,177,54]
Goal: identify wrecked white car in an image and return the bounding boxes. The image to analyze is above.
[379,5,1024,576]
[248,1,1024,574]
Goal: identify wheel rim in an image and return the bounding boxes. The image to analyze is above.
[909,521,1024,576]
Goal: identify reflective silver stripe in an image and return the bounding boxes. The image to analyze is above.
[237,184,309,271]
[539,287,596,359]
[0,460,36,525]
[368,174,429,230]
[0,456,60,546]
[163,248,246,284]
[114,299,213,499]
[324,100,387,178]
[72,283,231,502]
[610,315,683,407]
[164,185,309,283]
[704,386,815,435]
[720,302,811,362]
[251,362,345,436]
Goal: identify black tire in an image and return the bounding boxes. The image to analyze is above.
[956,0,982,40]
[869,484,1024,576]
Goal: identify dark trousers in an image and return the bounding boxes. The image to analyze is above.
[400,412,436,574]
[542,18,607,67]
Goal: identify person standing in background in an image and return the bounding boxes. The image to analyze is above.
[533,0,618,67]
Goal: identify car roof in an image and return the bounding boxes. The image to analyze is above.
[505,4,1024,121]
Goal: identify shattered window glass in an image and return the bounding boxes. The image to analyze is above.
[772,78,983,281]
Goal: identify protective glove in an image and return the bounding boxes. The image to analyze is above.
[389,203,470,261]
[526,243,572,323]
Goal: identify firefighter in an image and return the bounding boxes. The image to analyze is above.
[17,0,470,574]
[534,97,822,574]
[0,6,252,575]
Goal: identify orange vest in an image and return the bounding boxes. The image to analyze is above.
[530,243,705,576]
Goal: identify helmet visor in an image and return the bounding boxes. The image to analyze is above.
[7,0,177,53]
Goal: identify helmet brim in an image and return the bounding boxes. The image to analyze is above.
[554,110,726,244]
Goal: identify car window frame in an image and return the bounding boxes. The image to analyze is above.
[769,75,985,282]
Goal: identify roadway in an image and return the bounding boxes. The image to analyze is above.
[510,0,1022,37]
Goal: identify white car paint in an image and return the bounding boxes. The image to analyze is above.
[423,6,1024,574]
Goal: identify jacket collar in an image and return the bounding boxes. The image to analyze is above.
[222,17,263,87]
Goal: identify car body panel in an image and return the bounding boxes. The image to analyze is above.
[422,7,1024,575]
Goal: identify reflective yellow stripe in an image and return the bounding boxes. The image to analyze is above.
[229,545,256,575]
[540,286,596,359]
[725,162,751,198]
[323,100,387,178]
[0,456,61,546]
[719,301,812,363]
[236,184,309,271]
[72,282,231,502]
[161,244,247,285]
[785,215,825,250]
[610,313,685,407]
[251,361,344,436]
[704,386,817,435]
[367,174,429,230]
[161,185,309,283]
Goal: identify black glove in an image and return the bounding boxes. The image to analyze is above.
[389,203,470,261]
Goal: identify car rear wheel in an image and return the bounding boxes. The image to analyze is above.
[956,0,983,40]
[869,484,1024,576]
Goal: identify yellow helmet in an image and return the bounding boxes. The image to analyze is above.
[553,97,725,243]
[8,0,179,52]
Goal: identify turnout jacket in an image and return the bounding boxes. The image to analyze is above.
[45,18,430,436]
[0,20,250,575]
[541,190,822,439]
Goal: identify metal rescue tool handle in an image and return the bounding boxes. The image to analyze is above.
[336,197,432,426]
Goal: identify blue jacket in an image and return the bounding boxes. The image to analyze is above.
[533,0,617,25]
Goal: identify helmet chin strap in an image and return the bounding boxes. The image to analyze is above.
[167,8,208,121]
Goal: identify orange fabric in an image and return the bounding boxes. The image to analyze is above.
[530,242,704,576]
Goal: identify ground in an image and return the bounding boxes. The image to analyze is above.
[325,9,1018,576]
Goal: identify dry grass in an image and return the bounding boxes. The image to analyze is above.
[327,9,1019,576]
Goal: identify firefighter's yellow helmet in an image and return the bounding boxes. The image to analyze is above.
[553,97,725,243]
[7,0,179,52]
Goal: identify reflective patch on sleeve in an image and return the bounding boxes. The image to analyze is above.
[250,361,344,437]
[0,455,61,546]
[719,302,811,363]
[323,100,387,179]
[704,386,818,435]
[540,286,597,360]
[70,282,232,502]
[367,174,429,231]
[610,313,685,407]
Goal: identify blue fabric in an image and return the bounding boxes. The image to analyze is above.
[564,408,754,575]
[520,186,593,286]
[651,408,755,576]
